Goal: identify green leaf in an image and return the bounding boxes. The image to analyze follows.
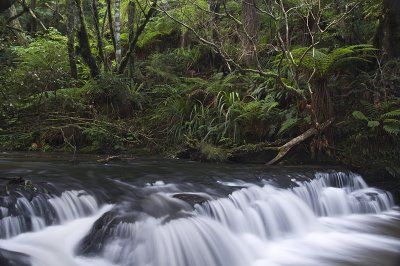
[278,117,298,136]
[367,120,380,128]
[352,111,368,121]
[383,124,400,135]
[381,109,400,119]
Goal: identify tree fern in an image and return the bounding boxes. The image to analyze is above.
[277,117,298,136]
[381,109,400,119]
[290,44,375,78]
[352,111,368,121]
[352,102,400,136]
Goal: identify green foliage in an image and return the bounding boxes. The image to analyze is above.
[81,123,132,153]
[145,48,201,82]
[352,101,400,136]
[9,28,72,100]
[0,0,398,180]
[278,117,298,136]
[360,0,383,19]
[198,142,228,162]
[137,16,177,48]
[340,100,400,178]
[82,73,147,117]
[289,45,375,78]
[149,73,296,147]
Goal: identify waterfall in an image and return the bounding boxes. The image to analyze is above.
[0,171,399,266]
[0,190,99,239]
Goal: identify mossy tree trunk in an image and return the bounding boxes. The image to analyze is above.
[241,0,260,66]
[106,0,116,52]
[310,78,334,155]
[128,0,136,77]
[66,0,78,79]
[383,0,400,58]
[74,0,100,78]
[4,3,27,45]
[114,0,121,65]
[92,0,107,71]
[117,0,157,74]
[27,0,37,33]
[311,78,333,124]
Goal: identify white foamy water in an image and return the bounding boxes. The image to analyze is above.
[0,205,114,266]
[0,172,399,266]
[0,190,100,239]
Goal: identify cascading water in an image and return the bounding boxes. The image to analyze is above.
[0,162,399,266]
[0,190,99,239]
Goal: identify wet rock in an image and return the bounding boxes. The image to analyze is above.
[78,211,115,256]
[0,177,50,198]
[141,193,192,217]
[78,210,144,256]
[0,248,31,266]
[172,193,210,205]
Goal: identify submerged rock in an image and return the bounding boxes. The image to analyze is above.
[78,210,144,256]
[0,248,31,266]
[172,193,210,205]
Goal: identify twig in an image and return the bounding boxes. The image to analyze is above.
[21,0,47,31]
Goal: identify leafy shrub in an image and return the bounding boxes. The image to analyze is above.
[352,101,400,136]
[150,79,291,146]
[341,100,400,178]
[145,48,201,82]
[83,73,147,118]
[10,28,73,101]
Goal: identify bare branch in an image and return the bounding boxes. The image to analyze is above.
[21,0,47,31]
[266,118,334,165]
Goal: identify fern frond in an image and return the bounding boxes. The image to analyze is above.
[383,124,400,135]
[352,111,368,121]
[367,120,380,128]
[278,117,298,136]
[381,109,400,119]
[289,44,374,78]
[360,100,380,118]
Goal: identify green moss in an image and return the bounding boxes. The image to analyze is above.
[199,142,228,162]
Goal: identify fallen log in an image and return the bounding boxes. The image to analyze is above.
[266,119,334,165]
[97,155,121,163]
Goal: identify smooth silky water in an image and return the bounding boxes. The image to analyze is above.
[0,153,399,266]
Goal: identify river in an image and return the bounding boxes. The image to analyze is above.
[0,153,399,266]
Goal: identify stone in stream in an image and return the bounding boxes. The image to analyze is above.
[0,248,31,266]
[78,210,144,256]
[172,193,210,206]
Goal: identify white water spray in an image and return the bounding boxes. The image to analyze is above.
[0,172,399,266]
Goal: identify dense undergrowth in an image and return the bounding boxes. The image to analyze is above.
[0,0,400,179]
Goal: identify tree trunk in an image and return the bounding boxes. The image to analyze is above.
[106,0,116,52]
[0,0,14,12]
[383,0,400,58]
[302,13,317,46]
[241,0,260,66]
[66,0,77,79]
[373,16,385,51]
[28,0,37,33]
[310,79,334,154]
[5,4,27,45]
[92,0,107,71]
[311,79,333,124]
[74,0,100,78]
[128,0,136,76]
[209,0,220,37]
[118,0,157,74]
[114,0,121,65]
